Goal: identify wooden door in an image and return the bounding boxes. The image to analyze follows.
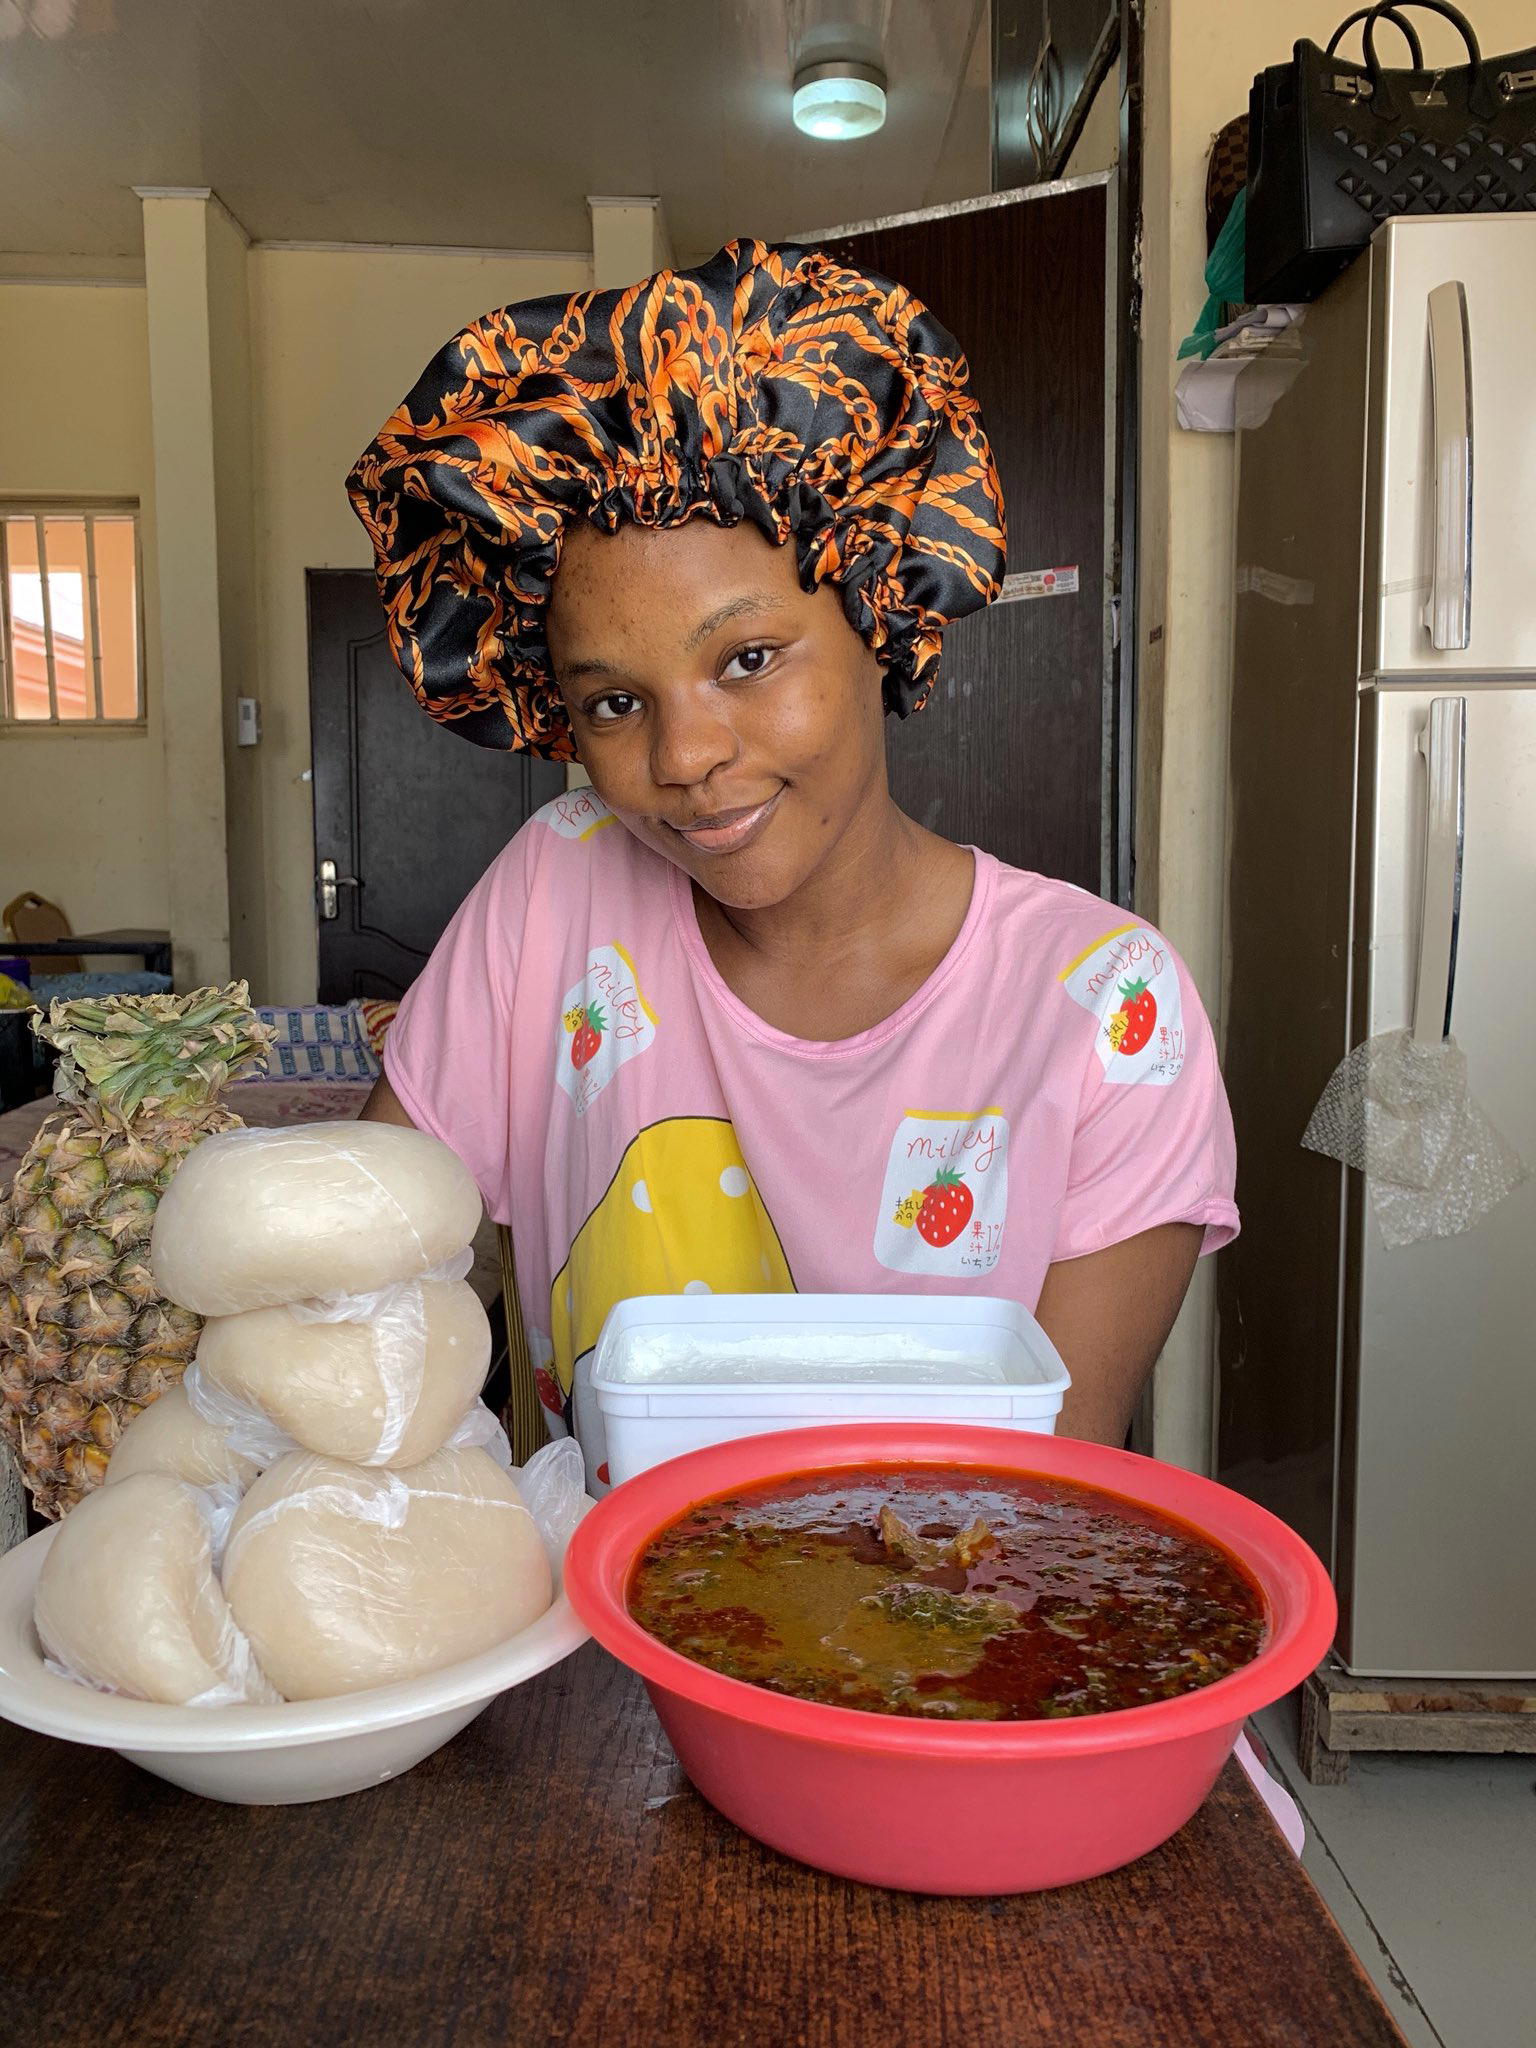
[307,571,565,1002]
[821,179,1116,896]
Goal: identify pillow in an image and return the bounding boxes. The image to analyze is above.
[249,1006,381,1083]
[351,999,400,1058]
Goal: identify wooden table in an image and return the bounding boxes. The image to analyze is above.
[0,1646,1406,2048]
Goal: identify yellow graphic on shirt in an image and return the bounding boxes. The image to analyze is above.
[549,1117,795,1395]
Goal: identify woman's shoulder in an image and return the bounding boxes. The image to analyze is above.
[976,854,1208,1076]
[979,854,1170,967]
[484,788,656,899]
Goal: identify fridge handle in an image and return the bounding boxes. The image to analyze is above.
[1412,697,1466,1047]
[1423,281,1473,652]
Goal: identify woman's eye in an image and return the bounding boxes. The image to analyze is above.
[721,644,774,682]
[587,692,639,724]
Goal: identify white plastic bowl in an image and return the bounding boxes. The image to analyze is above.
[589,1293,1071,1487]
[0,1515,591,1805]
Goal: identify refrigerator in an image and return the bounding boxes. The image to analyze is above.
[1218,214,1536,1679]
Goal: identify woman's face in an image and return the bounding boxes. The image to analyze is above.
[545,519,889,911]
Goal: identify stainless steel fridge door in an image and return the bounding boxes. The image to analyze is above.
[1365,216,1536,678]
[1343,684,1536,1676]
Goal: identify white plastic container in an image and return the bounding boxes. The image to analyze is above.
[590,1293,1071,1487]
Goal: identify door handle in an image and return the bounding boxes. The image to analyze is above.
[1424,280,1473,652]
[1411,697,1465,1047]
[318,858,361,922]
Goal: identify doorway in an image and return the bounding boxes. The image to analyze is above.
[307,571,564,1003]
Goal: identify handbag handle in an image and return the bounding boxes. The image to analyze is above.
[1361,0,1498,123]
[1326,6,1425,68]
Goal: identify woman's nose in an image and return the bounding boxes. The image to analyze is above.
[649,689,737,789]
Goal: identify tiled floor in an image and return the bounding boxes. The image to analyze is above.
[1251,1696,1536,2048]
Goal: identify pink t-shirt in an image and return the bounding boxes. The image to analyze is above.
[387,789,1238,1478]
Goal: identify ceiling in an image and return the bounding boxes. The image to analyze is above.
[0,0,992,261]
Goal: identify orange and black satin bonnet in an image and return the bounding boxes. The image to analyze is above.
[346,239,1007,759]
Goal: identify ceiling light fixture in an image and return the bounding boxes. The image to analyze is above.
[792,60,887,142]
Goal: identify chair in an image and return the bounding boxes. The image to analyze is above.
[3,892,79,978]
[496,1225,549,1465]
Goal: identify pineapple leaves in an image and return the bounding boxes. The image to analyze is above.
[39,984,276,1121]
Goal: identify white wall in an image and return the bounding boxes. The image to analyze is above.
[0,282,169,941]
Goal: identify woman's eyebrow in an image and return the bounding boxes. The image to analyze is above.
[559,653,621,687]
[559,591,791,686]
[684,592,789,650]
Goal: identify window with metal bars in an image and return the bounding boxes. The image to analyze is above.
[0,505,144,725]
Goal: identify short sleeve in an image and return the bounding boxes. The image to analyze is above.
[1051,935,1239,1263]
[383,831,531,1226]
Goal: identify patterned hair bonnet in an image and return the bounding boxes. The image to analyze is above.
[346,238,1006,759]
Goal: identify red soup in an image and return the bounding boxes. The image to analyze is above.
[627,1464,1267,1721]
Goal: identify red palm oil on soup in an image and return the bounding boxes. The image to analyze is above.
[627,1466,1267,1721]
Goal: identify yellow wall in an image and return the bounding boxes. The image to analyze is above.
[0,282,169,943]
[246,244,591,1002]
[1063,62,1120,180]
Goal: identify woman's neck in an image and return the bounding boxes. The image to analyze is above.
[691,798,976,1040]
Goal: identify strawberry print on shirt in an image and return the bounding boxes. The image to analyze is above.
[555,942,657,1115]
[1059,924,1186,1086]
[874,1108,1010,1277]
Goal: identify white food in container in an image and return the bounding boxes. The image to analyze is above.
[104,1384,260,1493]
[0,1441,592,1805]
[34,1473,280,1707]
[221,1446,553,1701]
[191,1265,491,1468]
[149,1122,483,1315]
[588,1293,1071,1488]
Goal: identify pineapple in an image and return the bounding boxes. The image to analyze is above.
[0,985,274,1519]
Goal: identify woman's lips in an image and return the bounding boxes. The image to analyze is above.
[667,789,783,855]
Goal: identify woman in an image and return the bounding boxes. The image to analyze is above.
[348,241,1237,1482]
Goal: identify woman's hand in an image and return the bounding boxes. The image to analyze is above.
[1034,1222,1204,1449]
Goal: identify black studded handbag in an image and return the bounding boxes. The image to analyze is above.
[1245,0,1536,304]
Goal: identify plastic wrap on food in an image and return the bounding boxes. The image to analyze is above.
[221,1446,554,1700]
[447,1400,514,1470]
[34,1473,281,1707]
[512,1436,587,1567]
[190,1251,491,1468]
[148,1122,483,1315]
[1302,1029,1528,1248]
[104,1384,260,1493]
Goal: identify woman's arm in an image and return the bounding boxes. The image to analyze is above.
[360,1073,417,1127]
[1034,1221,1203,1448]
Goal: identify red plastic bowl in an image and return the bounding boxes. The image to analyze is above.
[564,1423,1335,1894]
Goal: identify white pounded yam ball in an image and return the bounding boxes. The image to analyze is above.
[34,1475,281,1706]
[222,1448,552,1700]
[149,1121,483,1315]
[105,1385,260,1491]
[196,1279,491,1466]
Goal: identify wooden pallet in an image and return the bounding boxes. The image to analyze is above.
[1297,1658,1536,1784]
